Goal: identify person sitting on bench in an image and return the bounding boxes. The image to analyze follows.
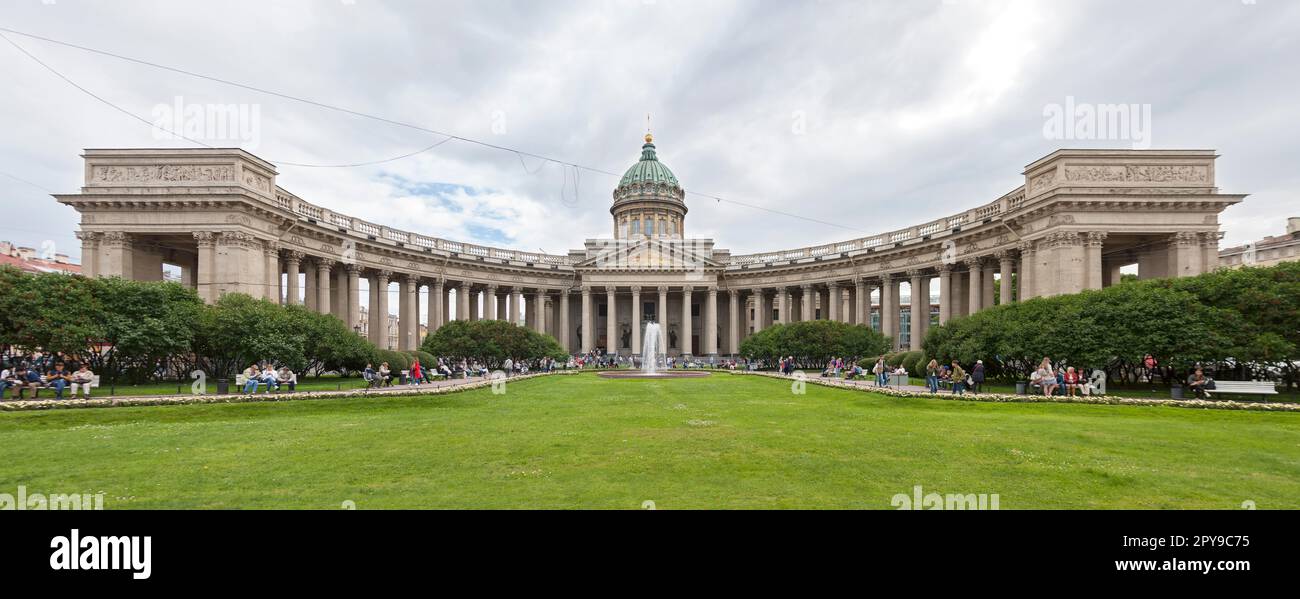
[276,367,297,392]
[69,364,95,399]
[45,362,72,400]
[12,367,43,400]
[242,363,263,394]
[1187,368,1214,399]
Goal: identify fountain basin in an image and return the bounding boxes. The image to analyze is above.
[597,371,712,380]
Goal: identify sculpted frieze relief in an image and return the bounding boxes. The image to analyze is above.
[1063,164,1208,184]
[92,164,235,184]
[242,172,271,193]
[1030,170,1057,193]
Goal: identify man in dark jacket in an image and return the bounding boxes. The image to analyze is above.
[971,360,985,394]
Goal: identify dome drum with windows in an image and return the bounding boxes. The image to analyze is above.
[611,133,687,240]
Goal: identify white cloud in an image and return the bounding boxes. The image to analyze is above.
[1,0,1297,261]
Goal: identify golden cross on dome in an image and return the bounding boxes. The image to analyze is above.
[645,113,653,143]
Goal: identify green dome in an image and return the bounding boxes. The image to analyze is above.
[618,138,681,189]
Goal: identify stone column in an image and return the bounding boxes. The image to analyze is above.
[99,231,134,279]
[316,259,334,315]
[404,274,420,350]
[373,270,391,349]
[965,258,983,314]
[752,289,767,334]
[283,250,302,306]
[193,232,218,303]
[533,292,546,335]
[560,290,571,352]
[909,271,925,351]
[1201,231,1220,273]
[657,286,669,328]
[76,231,100,279]
[513,289,525,326]
[727,289,740,355]
[681,286,693,356]
[841,288,851,324]
[604,287,618,355]
[937,265,952,324]
[917,274,932,343]
[1172,232,1201,278]
[331,267,344,318]
[264,241,280,303]
[854,279,867,326]
[1056,232,1086,295]
[705,287,719,356]
[981,261,996,309]
[303,259,317,312]
[482,285,497,321]
[630,286,642,355]
[998,252,1015,304]
[580,286,593,354]
[1084,232,1107,291]
[397,274,411,348]
[429,278,444,333]
[1018,241,1036,301]
[827,283,840,322]
[880,274,896,346]
[460,281,475,319]
[800,284,814,321]
[776,288,788,325]
[442,284,451,327]
[347,264,362,332]
[368,272,380,341]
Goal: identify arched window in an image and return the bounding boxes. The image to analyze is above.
[645,218,655,237]
[630,218,640,237]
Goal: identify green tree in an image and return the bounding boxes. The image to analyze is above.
[739,320,890,369]
[91,277,203,383]
[422,319,565,368]
[193,294,306,379]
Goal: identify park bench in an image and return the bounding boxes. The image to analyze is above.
[1206,380,1277,398]
[234,374,279,392]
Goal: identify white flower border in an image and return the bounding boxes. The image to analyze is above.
[0,371,579,412]
[732,371,1300,413]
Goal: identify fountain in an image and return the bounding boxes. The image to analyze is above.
[597,321,711,379]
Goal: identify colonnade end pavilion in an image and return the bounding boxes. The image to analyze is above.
[58,135,1244,358]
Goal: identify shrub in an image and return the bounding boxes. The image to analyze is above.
[738,320,890,369]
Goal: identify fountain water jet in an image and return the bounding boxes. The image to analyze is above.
[597,321,711,379]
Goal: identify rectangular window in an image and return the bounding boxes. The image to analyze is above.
[598,304,607,317]
[644,302,656,319]
[691,303,700,317]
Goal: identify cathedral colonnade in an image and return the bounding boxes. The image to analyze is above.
[61,146,1242,355]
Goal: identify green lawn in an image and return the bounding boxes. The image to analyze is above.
[1,373,1296,509]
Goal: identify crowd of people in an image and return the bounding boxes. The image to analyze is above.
[0,351,97,401]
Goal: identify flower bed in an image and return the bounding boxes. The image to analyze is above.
[730,371,1300,413]
[0,371,578,412]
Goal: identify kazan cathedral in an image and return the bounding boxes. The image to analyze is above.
[59,133,1241,358]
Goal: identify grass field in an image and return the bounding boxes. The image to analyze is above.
[1,373,1296,509]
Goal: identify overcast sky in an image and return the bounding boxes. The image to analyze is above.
[2,0,1298,263]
